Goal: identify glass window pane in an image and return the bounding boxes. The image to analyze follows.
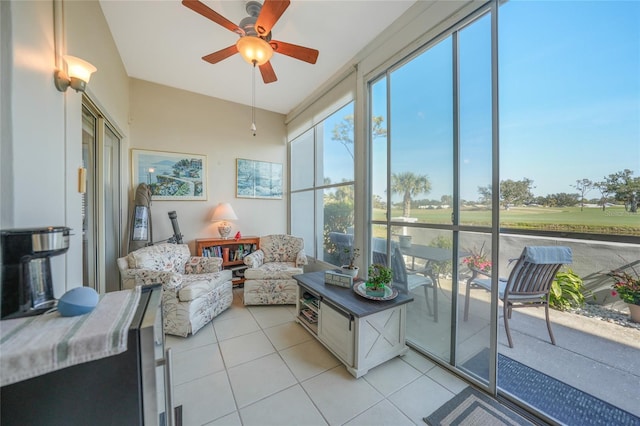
[371,77,389,220]
[457,230,492,382]
[319,103,355,185]
[291,129,314,191]
[400,227,453,360]
[104,125,120,292]
[390,37,453,225]
[459,13,492,226]
[291,190,315,257]
[322,184,354,265]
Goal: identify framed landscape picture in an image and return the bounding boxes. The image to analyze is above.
[131,149,207,201]
[236,158,283,199]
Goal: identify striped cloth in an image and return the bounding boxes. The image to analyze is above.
[0,287,141,387]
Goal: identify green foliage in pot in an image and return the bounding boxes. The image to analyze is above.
[343,247,360,269]
[609,267,640,305]
[550,269,589,310]
[367,263,392,291]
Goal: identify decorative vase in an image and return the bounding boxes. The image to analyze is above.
[399,235,412,248]
[628,303,640,323]
[365,284,386,298]
[341,266,359,278]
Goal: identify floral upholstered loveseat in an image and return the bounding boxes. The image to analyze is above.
[243,234,308,305]
[117,243,233,336]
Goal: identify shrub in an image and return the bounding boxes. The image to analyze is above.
[550,269,588,310]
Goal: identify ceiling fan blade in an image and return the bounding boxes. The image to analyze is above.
[255,0,290,36]
[270,40,319,64]
[202,45,238,64]
[182,0,244,35]
[259,62,278,84]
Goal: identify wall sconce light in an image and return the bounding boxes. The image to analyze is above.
[211,203,239,239]
[54,55,97,93]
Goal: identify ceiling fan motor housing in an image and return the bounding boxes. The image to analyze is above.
[183,0,318,83]
[245,1,262,18]
[240,2,272,40]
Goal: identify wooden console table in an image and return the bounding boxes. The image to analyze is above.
[195,236,260,285]
[293,271,413,378]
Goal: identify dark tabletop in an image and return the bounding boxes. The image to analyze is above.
[293,271,413,318]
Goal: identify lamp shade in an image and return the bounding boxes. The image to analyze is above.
[211,203,238,239]
[63,55,97,84]
[55,55,97,93]
[236,36,273,66]
[211,203,238,221]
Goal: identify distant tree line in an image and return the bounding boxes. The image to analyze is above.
[330,114,639,214]
[476,169,639,213]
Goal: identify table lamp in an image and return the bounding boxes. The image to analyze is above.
[211,203,238,239]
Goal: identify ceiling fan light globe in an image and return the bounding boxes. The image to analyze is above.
[236,36,273,66]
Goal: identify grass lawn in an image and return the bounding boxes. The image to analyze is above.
[373,205,640,236]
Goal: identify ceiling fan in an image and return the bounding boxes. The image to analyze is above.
[182,0,319,84]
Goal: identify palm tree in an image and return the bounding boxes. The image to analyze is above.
[391,172,431,217]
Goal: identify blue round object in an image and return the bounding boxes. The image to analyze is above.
[58,287,99,317]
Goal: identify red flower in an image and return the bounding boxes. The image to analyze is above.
[611,290,618,297]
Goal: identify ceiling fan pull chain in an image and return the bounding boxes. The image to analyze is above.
[251,61,257,136]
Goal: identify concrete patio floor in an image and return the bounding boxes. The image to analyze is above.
[404,279,640,419]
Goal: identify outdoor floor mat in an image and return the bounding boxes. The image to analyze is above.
[462,349,640,426]
[424,386,533,426]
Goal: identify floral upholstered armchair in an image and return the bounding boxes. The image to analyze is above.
[117,243,233,337]
[243,234,308,305]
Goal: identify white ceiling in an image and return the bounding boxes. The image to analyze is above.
[99,0,416,115]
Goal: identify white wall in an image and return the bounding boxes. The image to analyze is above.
[1,0,298,299]
[1,0,129,296]
[129,79,288,253]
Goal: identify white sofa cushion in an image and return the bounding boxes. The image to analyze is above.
[243,279,298,305]
[177,270,232,302]
[243,262,303,280]
[178,280,213,302]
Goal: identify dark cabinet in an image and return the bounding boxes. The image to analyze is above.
[1,285,179,426]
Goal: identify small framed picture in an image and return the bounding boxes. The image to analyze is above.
[236,158,283,199]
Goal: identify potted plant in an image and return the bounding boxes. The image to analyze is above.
[609,267,640,323]
[366,263,393,297]
[340,247,360,278]
[462,243,492,276]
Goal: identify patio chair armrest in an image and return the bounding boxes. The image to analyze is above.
[469,266,492,277]
[408,265,434,277]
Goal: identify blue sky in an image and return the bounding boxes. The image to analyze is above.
[325,0,640,203]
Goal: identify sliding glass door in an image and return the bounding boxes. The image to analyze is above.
[82,101,122,294]
[369,5,497,393]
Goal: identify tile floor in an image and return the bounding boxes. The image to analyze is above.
[165,288,469,426]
